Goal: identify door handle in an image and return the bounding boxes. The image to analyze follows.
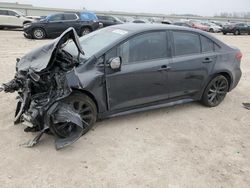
[202,58,213,64]
[158,65,171,71]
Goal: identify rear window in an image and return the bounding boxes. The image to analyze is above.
[173,31,201,56]
[81,12,98,21]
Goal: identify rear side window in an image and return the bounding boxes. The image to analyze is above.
[118,31,168,64]
[173,31,201,56]
[63,14,77,21]
[200,35,214,53]
[0,10,8,15]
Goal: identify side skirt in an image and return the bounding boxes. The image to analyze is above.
[98,98,195,120]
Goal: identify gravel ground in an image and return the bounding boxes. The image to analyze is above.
[0,30,250,188]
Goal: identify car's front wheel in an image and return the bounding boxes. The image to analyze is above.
[234,30,240,35]
[63,93,97,135]
[32,28,46,39]
[201,75,229,107]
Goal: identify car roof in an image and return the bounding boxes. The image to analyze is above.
[109,23,200,33]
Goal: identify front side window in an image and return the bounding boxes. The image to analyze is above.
[48,14,63,22]
[118,31,168,64]
[200,35,214,53]
[173,31,201,56]
[63,14,77,21]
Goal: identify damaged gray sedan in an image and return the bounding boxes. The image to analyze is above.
[0,24,242,149]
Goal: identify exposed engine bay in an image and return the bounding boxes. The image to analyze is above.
[0,28,87,150]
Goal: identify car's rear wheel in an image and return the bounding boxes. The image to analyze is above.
[32,28,45,39]
[80,27,91,36]
[63,93,97,135]
[201,75,229,107]
[222,32,227,35]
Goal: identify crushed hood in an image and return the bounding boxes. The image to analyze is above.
[17,27,84,72]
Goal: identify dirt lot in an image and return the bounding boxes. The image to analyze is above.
[0,30,249,188]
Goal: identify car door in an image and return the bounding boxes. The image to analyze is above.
[167,31,217,99]
[105,31,171,111]
[45,14,67,37]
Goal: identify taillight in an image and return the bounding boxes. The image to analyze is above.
[236,51,243,61]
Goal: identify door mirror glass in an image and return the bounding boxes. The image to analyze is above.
[109,57,122,70]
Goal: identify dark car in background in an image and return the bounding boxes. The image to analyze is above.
[97,15,124,27]
[23,12,100,39]
[172,22,192,27]
[222,23,250,35]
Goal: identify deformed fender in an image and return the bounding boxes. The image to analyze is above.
[17,27,84,72]
[46,102,86,150]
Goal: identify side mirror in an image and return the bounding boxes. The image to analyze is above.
[15,14,20,18]
[109,57,122,70]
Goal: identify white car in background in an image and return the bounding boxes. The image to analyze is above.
[0,9,34,29]
[202,22,222,33]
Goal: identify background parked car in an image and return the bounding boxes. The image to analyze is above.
[23,12,100,39]
[97,15,124,27]
[172,21,193,28]
[0,9,34,29]
[222,23,250,35]
[188,20,209,31]
[201,22,222,32]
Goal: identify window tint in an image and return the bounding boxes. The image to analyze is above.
[0,10,8,15]
[8,11,17,16]
[64,14,77,21]
[173,31,201,56]
[118,32,168,64]
[48,14,63,21]
[200,35,214,53]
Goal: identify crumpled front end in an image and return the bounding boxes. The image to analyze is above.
[0,28,87,150]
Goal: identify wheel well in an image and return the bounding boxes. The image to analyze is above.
[81,26,92,31]
[71,89,99,112]
[23,21,31,25]
[217,72,232,90]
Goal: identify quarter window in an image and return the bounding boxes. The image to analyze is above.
[173,31,201,56]
[200,35,214,53]
[118,32,168,64]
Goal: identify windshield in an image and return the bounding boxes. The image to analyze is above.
[64,27,129,59]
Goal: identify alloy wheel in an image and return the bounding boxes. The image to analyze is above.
[207,76,228,106]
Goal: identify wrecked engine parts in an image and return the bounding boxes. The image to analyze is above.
[0,28,87,150]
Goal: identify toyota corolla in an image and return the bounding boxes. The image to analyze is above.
[0,24,242,149]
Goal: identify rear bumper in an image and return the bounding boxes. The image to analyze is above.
[230,68,242,91]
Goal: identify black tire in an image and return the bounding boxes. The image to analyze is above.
[222,32,227,35]
[209,28,214,33]
[201,75,229,107]
[32,28,46,39]
[63,93,97,135]
[80,27,91,36]
[234,30,240,35]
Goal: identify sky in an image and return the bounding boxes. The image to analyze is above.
[3,0,250,16]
